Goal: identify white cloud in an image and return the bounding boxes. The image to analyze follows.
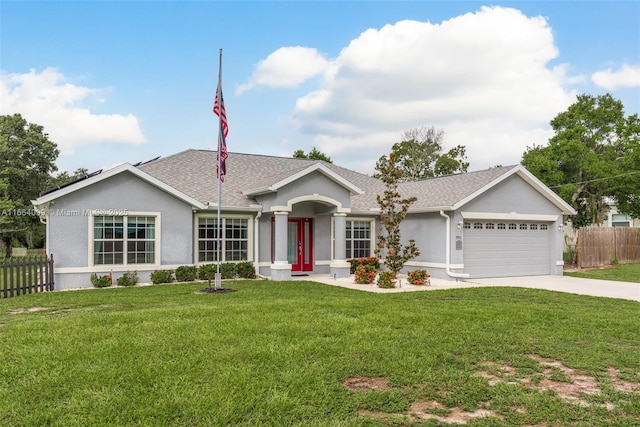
[0,67,145,155]
[251,6,579,172]
[236,46,330,94]
[591,64,640,90]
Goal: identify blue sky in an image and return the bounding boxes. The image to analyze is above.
[1,1,639,176]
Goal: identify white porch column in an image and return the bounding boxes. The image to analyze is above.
[271,211,291,281]
[330,213,351,278]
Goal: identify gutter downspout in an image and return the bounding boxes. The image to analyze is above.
[439,210,470,280]
[254,211,262,277]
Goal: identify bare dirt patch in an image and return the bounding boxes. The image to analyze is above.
[342,376,391,391]
[349,355,637,424]
[608,367,640,393]
[409,400,501,424]
[8,306,47,314]
[476,355,619,408]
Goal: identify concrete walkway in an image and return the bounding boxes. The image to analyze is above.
[292,274,640,302]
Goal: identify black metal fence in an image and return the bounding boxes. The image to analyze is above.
[1,255,54,298]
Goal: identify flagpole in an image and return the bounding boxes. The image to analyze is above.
[215,48,223,290]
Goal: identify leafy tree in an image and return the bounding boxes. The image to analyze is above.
[434,145,469,176]
[521,93,640,227]
[0,114,59,255]
[374,126,469,181]
[374,152,420,275]
[610,114,640,219]
[292,147,332,163]
[49,168,90,189]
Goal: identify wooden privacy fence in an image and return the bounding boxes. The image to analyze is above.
[577,227,640,268]
[1,255,54,298]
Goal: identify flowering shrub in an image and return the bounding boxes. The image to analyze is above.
[116,271,138,287]
[354,265,377,284]
[407,269,430,286]
[91,273,111,288]
[377,271,396,288]
[348,257,381,274]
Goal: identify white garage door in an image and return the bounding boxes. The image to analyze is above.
[463,221,551,278]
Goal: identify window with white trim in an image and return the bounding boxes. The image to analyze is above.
[612,213,632,227]
[509,223,517,230]
[486,223,495,230]
[346,219,373,258]
[198,217,249,262]
[463,222,471,229]
[473,222,483,229]
[93,215,156,265]
[530,224,538,230]
[520,224,528,230]
[540,224,548,230]
[497,223,506,230]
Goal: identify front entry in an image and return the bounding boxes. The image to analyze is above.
[287,218,313,272]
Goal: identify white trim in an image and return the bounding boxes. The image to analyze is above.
[243,163,364,196]
[33,163,205,209]
[332,217,376,261]
[55,265,166,274]
[193,213,254,264]
[89,211,161,268]
[270,194,351,214]
[330,260,351,268]
[405,261,465,269]
[556,260,565,266]
[461,212,559,222]
[270,262,292,270]
[453,165,576,215]
[315,259,331,266]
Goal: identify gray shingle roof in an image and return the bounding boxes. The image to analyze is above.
[138,149,516,213]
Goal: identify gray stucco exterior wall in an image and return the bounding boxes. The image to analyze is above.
[48,172,194,289]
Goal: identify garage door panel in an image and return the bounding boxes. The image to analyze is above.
[463,221,550,278]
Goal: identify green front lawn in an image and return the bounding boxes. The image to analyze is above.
[565,262,640,283]
[1,282,639,426]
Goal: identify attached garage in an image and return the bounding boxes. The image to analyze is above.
[463,220,553,278]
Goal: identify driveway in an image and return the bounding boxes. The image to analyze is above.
[297,274,640,302]
[463,275,640,302]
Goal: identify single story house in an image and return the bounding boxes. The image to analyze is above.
[33,149,576,290]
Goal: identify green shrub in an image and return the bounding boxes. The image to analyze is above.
[198,264,216,280]
[116,271,138,287]
[175,265,198,282]
[150,269,174,285]
[377,271,396,288]
[237,261,256,279]
[220,262,237,279]
[90,273,112,288]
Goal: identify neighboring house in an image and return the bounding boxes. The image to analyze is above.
[32,149,575,290]
[562,200,639,253]
[604,202,639,228]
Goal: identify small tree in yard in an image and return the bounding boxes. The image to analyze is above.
[374,152,420,276]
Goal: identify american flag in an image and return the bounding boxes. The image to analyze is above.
[213,84,228,182]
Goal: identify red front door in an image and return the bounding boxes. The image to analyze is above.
[287,218,313,272]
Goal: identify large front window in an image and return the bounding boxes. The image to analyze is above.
[198,217,249,262]
[93,215,156,265]
[346,220,372,258]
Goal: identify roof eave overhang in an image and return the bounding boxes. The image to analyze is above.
[243,163,364,197]
[32,163,206,210]
[368,206,455,214]
[451,165,577,215]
